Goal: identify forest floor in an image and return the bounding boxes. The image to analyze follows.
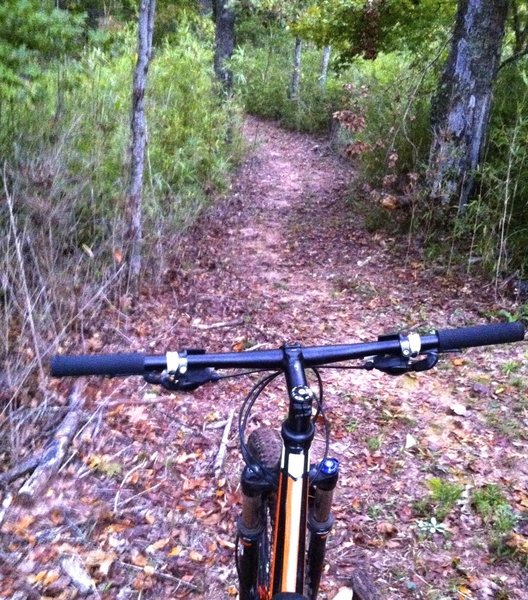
[1,117,527,600]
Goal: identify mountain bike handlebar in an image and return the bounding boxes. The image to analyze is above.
[51,321,525,378]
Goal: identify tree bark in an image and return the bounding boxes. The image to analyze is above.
[319,46,331,89]
[126,0,156,292]
[289,37,303,100]
[214,0,235,94]
[427,0,508,213]
[198,0,213,15]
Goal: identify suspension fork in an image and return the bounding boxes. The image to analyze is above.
[238,462,277,600]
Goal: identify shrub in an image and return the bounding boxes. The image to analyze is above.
[0,19,241,414]
[232,25,346,133]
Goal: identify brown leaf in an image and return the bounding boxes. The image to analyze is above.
[30,569,61,587]
[505,532,528,554]
[14,515,35,533]
[376,521,397,537]
[189,550,203,562]
[147,537,170,552]
[168,545,182,557]
[85,549,116,577]
[131,552,148,567]
[381,195,398,210]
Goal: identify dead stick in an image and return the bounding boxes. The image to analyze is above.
[17,381,84,506]
[213,408,235,479]
[118,561,202,592]
[0,492,13,527]
[0,454,42,487]
[193,318,244,330]
[350,569,381,600]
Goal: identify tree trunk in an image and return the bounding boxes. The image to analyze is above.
[427,0,508,213]
[319,46,331,89]
[214,0,235,94]
[198,0,213,15]
[289,37,303,100]
[126,0,156,292]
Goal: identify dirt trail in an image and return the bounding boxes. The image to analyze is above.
[2,118,526,600]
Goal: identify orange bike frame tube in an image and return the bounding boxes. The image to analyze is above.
[269,344,315,598]
[269,446,311,595]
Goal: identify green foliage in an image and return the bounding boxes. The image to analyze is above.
[0,0,84,98]
[439,69,528,278]
[416,516,448,537]
[366,436,382,452]
[472,484,516,531]
[472,484,521,562]
[1,22,240,244]
[414,477,464,522]
[232,25,346,132]
[343,53,434,186]
[293,0,456,63]
[464,66,528,277]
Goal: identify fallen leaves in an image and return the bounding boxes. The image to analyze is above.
[60,556,94,594]
[405,433,418,449]
[84,549,116,576]
[28,568,61,587]
[505,532,528,554]
[146,537,171,553]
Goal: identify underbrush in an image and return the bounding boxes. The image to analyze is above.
[0,22,241,441]
[454,67,528,279]
[232,26,346,133]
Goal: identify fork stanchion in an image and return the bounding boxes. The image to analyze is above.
[306,458,339,599]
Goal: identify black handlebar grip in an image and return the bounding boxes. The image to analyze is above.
[436,321,525,351]
[51,353,146,377]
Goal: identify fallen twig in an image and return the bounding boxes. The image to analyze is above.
[192,317,244,330]
[0,454,42,487]
[350,569,381,600]
[0,492,13,527]
[213,408,235,479]
[16,381,84,505]
[118,560,202,592]
[113,460,147,513]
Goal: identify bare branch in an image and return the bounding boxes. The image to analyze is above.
[16,382,84,505]
[499,45,528,70]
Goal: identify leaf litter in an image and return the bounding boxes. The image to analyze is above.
[1,117,527,599]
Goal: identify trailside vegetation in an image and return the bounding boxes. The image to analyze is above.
[1,6,241,401]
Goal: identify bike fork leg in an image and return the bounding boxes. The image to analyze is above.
[238,522,264,600]
[306,458,339,599]
[238,464,276,600]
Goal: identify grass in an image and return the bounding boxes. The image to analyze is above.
[472,484,516,529]
[367,435,382,452]
[471,484,526,566]
[501,360,522,375]
[485,409,524,440]
[414,477,464,522]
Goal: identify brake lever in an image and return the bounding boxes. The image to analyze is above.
[144,368,220,391]
[368,351,438,376]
